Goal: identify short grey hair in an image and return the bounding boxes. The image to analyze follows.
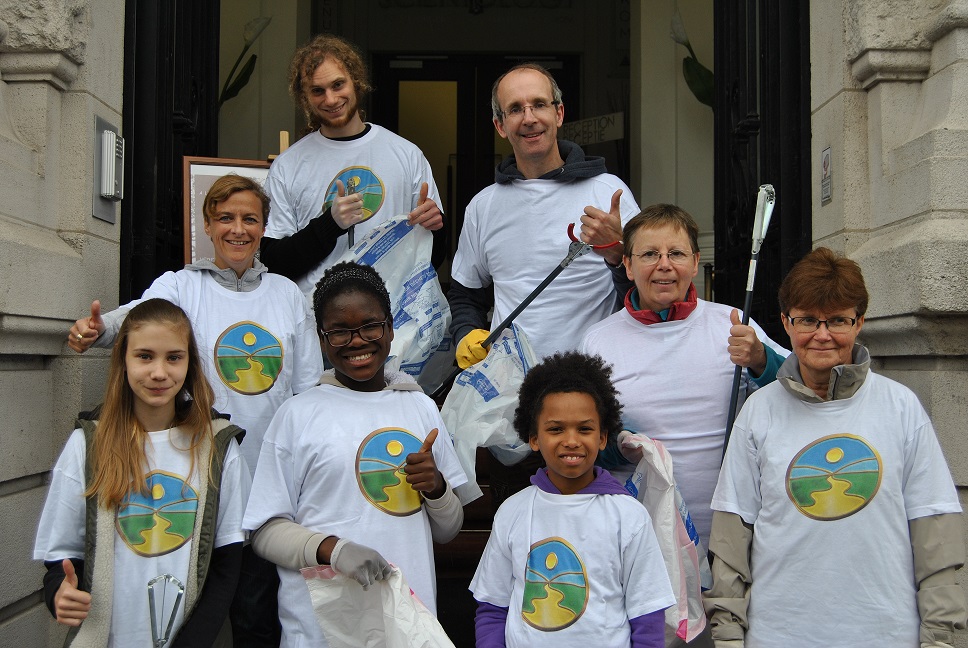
[490,62,563,123]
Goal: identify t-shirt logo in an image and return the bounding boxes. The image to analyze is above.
[323,167,385,223]
[522,537,588,631]
[356,428,423,516]
[786,434,882,520]
[116,471,198,556]
[214,321,283,395]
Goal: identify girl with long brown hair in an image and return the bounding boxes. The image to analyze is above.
[36,298,249,646]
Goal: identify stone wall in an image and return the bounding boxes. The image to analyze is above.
[812,1,968,642]
[0,0,122,644]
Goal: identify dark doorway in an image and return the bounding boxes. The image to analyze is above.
[713,1,812,341]
[120,0,220,302]
[369,53,581,277]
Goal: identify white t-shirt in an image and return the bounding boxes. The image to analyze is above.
[451,174,638,361]
[470,485,675,647]
[580,300,787,546]
[264,124,442,297]
[712,371,962,648]
[34,427,249,646]
[243,381,468,648]
[140,269,323,478]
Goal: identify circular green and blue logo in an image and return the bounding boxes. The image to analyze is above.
[116,470,198,556]
[522,537,588,631]
[214,321,283,395]
[356,428,423,516]
[786,434,882,520]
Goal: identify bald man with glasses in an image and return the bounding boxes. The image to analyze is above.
[448,62,640,370]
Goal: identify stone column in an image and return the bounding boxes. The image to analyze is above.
[0,1,123,645]
[813,1,968,641]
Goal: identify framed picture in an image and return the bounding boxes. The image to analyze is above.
[183,156,271,264]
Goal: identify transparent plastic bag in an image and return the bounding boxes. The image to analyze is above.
[439,324,537,503]
[340,214,451,392]
[302,565,456,648]
[621,433,711,642]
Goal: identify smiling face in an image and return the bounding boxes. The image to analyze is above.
[493,68,565,178]
[126,322,190,432]
[782,307,864,393]
[204,190,265,278]
[306,57,364,138]
[320,290,393,392]
[624,222,699,312]
[529,391,606,495]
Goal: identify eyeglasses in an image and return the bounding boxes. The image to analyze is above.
[628,250,695,266]
[500,100,560,121]
[319,320,388,347]
[786,316,858,333]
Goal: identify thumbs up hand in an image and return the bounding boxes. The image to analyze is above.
[728,308,766,374]
[330,179,365,230]
[407,182,443,231]
[68,300,106,353]
[404,428,445,498]
[53,559,92,626]
[580,188,625,264]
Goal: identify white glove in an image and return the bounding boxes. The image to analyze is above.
[330,538,392,589]
[921,642,954,648]
[617,430,647,464]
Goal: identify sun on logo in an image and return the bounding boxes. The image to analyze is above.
[521,537,588,631]
[786,434,882,521]
[356,427,424,516]
[323,167,385,223]
[116,470,198,557]
[214,321,283,395]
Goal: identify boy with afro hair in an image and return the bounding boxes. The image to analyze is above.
[470,351,674,647]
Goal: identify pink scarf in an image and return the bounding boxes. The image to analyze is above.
[624,282,698,325]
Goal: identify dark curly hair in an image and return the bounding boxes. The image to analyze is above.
[312,261,392,331]
[513,351,623,445]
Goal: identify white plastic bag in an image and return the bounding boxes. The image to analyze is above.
[621,434,711,643]
[339,214,451,391]
[439,324,537,503]
[302,565,456,648]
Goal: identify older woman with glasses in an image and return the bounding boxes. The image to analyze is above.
[705,247,965,648]
[580,204,788,552]
[581,203,789,647]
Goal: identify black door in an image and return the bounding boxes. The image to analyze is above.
[120,0,220,302]
[713,1,812,341]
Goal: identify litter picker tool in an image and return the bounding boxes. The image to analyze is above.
[723,184,775,455]
[346,177,359,248]
[430,229,615,400]
[148,573,184,647]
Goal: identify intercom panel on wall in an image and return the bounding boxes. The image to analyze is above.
[93,115,124,223]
